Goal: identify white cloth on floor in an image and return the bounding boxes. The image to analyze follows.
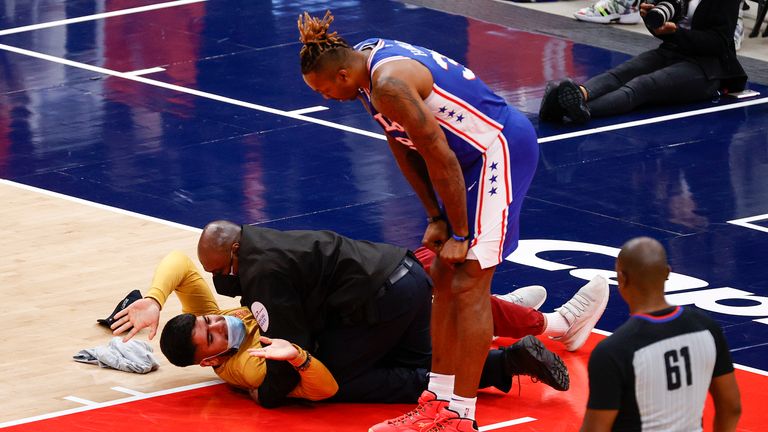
[74,336,159,374]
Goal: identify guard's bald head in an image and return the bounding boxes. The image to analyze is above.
[197,220,241,273]
[616,237,670,294]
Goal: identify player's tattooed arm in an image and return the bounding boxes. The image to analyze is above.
[372,71,468,243]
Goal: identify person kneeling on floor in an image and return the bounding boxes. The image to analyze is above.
[112,222,600,407]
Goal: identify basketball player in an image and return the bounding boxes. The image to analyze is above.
[581,237,741,431]
[297,11,608,432]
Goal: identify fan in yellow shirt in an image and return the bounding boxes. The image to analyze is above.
[112,250,338,403]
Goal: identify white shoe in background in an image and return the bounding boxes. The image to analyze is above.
[574,0,641,24]
[550,276,610,351]
[494,285,547,310]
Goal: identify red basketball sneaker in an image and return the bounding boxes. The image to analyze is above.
[422,408,479,432]
[368,390,448,432]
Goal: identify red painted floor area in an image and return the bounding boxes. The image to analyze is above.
[4,334,763,431]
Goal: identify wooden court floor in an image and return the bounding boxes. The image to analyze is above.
[0,180,240,423]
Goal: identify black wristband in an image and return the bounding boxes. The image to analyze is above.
[452,234,469,242]
[295,352,312,372]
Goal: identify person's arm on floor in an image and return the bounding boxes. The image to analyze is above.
[248,337,338,403]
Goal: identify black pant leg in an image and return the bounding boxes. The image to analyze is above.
[588,59,720,117]
[478,349,512,393]
[315,262,433,402]
[330,367,430,403]
[583,49,668,100]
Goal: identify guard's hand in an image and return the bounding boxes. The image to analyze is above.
[247,336,299,361]
[111,297,161,342]
[422,220,449,254]
[439,237,469,265]
[652,22,677,35]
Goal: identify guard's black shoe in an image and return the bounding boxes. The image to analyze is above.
[539,80,565,122]
[503,335,570,391]
[557,78,591,124]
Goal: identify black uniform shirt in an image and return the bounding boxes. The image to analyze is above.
[587,306,733,431]
[237,225,406,347]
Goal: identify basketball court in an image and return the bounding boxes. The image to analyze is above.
[1,0,766,430]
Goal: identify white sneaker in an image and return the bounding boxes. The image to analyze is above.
[550,276,609,351]
[494,285,547,310]
[574,0,641,24]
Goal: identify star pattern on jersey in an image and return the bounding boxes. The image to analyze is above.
[436,106,466,124]
[488,163,500,197]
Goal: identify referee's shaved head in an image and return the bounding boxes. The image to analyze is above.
[616,237,670,296]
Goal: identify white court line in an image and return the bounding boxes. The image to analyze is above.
[479,417,536,431]
[62,396,97,406]
[735,363,768,377]
[0,380,223,428]
[0,0,207,36]
[727,213,768,234]
[288,106,330,115]
[124,66,166,76]
[538,96,768,144]
[111,386,146,396]
[0,179,201,233]
[0,43,387,141]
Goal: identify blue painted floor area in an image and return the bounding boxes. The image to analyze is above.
[1,0,767,369]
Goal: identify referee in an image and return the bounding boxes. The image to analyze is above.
[581,237,741,432]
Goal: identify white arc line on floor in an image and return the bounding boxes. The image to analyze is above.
[0,0,207,36]
[111,386,146,396]
[479,417,537,431]
[62,396,97,406]
[538,97,768,143]
[0,43,388,141]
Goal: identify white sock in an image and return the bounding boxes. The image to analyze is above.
[427,373,454,401]
[449,394,477,420]
[543,311,570,337]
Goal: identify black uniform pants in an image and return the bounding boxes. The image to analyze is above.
[584,48,720,117]
[317,255,518,403]
[318,255,433,403]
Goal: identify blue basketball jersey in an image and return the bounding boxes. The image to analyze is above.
[354,38,539,267]
[354,38,523,169]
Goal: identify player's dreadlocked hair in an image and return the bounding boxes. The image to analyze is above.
[297,10,351,74]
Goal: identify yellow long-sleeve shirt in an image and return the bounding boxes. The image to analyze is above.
[145,250,338,401]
